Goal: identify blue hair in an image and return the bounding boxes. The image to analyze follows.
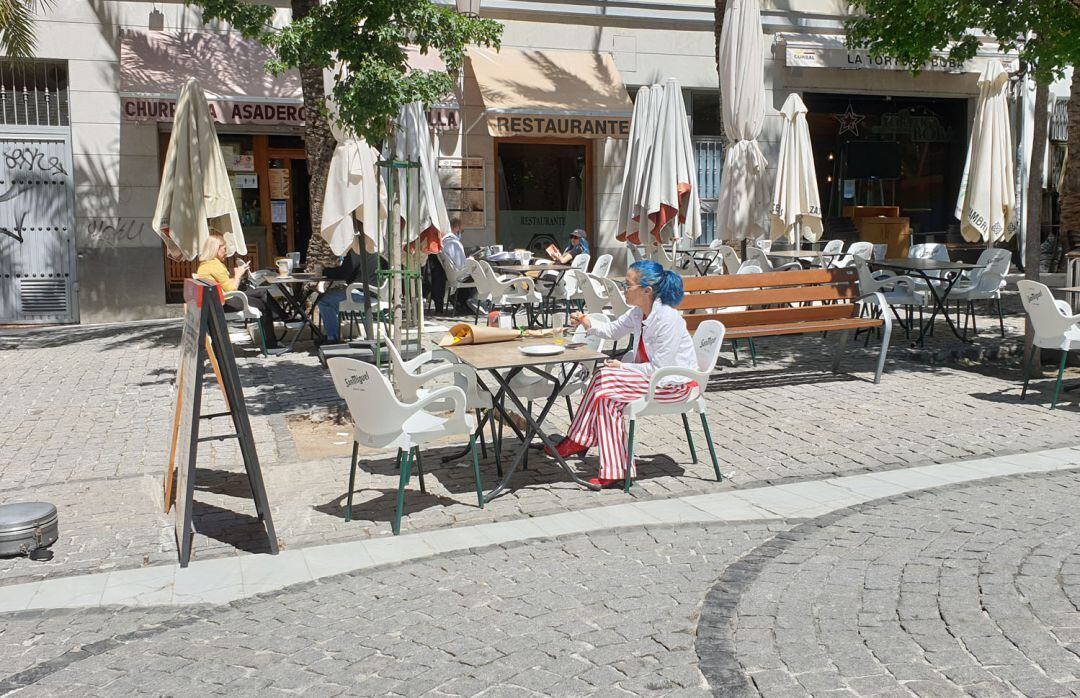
[629,260,684,306]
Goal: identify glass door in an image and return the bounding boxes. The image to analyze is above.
[496,140,590,254]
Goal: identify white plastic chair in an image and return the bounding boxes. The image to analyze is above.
[648,244,676,270]
[472,259,541,325]
[818,239,844,268]
[1018,280,1080,409]
[621,320,726,492]
[950,248,1011,338]
[719,245,742,275]
[832,241,875,268]
[338,278,389,340]
[591,254,613,279]
[575,271,609,316]
[853,257,925,339]
[327,357,483,534]
[597,277,631,317]
[747,246,801,272]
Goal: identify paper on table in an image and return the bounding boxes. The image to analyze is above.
[438,323,554,347]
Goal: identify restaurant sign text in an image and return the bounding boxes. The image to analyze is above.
[122,97,306,126]
[488,114,630,139]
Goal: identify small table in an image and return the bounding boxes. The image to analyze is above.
[263,274,330,351]
[871,259,982,345]
[491,263,573,327]
[767,249,842,266]
[675,247,722,275]
[446,337,607,501]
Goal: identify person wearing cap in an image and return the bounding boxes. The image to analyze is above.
[550,229,590,264]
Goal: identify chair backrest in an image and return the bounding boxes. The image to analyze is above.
[649,244,675,269]
[384,339,417,401]
[592,254,613,279]
[1018,280,1078,342]
[576,271,608,315]
[327,357,407,437]
[909,243,949,262]
[598,276,631,316]
[678,268,861,331]
[571,254,591,272]
[719,246,741,275]
[967,248,1011,292]
[848,241,874,261]
[821,239,843,255]
[755,239,772,253]
[464,259,491,296]
[746,246,774,271]
[691,319,726,374]
[852,256,878,291]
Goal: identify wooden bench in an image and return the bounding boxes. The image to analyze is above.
[678,267,893,383]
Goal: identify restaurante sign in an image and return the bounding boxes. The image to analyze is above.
[122,97,306,126]
[488,114,630,139]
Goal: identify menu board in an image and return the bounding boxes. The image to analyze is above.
[438,157,485,229]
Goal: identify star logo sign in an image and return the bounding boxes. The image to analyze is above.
[834,104,865,136]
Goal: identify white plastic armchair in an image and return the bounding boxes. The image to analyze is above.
[597,277,631,317]
[574,271,610,316]
[719,245,742,275]
[748,246,800,272]
[832,241,875,269]
[474,260,540,317]
[591,254,613,279]
[1019,280,1080,409]
[327,357,483,534]
[649,244,676,270]
[619,320,726,492]
[818,239,844,268]
[386,340,490,409]
[950,248,1011,338]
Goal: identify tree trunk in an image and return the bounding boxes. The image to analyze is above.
[1023,78,1051,372]
[1059,71,1080,260]
[292,0,338,272]
[714,0,728,147]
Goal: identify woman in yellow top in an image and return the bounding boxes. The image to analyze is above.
[196,232,284,351]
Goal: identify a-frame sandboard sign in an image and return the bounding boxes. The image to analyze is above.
[164,279,278,567]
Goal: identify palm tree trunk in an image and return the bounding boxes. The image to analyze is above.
[292,0,338,272]
[1059,71,1080,260]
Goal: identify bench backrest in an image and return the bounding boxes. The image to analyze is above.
[678,268,861,331]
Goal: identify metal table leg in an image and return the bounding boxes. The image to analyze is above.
[482,363,599,502]
[907,270,966,346]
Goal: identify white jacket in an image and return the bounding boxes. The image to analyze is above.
[587,299,698,384]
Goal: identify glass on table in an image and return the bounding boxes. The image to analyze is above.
[552,313,565,344]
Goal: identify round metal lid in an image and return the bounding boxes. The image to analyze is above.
[0,502,57,532]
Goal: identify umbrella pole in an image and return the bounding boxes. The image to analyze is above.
[795,215,802,254]
[355,219,375,341]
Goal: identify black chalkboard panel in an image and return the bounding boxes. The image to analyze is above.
[167,279,278,568]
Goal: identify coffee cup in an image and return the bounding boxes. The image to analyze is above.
[276,259,290,277]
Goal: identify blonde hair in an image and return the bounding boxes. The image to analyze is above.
[199,232,227,262]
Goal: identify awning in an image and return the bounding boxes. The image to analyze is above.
[782,34,1018,75]
[468,46,633,139]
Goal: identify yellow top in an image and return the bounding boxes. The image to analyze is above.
[195,259,238,292]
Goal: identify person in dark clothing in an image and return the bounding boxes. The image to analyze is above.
[316,249,387,343]
[425,254,448,314]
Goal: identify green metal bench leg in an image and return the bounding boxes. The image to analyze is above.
[748,338,757,366]
[624,420,636,493]
[731,340,739,364]
[470,435,484,508]
[392,447,414,535]
[345,441,359,522]
[700,412,722,482]
[413,445,426,494]
[681,413,697,464]
[1051,351,1068,410]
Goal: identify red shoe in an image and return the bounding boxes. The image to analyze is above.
[588,477,622,489]
[545,438,588,459]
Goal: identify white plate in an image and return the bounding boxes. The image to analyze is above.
[519,344,565,357]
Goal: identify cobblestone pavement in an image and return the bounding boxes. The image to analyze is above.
[701,469,1080,697]
[1,470,1079,695]
[0,296,1077,585]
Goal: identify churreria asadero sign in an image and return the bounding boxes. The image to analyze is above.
[489,115,630,139]
[122,97,306,126]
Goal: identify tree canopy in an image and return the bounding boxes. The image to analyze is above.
[193,0,502,145]
[845,0,1080,81]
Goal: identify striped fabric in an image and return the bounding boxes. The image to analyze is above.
[566,367,695,479]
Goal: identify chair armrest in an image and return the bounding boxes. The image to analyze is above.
[223,290,250,308]
[776,262,803,271]
[411,385,468,419]
[645,366,713,402]
[495,275,535,294]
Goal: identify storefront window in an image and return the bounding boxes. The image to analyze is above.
[496,141,587,253]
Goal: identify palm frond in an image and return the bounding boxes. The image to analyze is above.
[0,0,48,59]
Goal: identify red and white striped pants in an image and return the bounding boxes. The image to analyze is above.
[566,367,695,480]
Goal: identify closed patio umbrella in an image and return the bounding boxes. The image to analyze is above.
[390,101,451,254]
[616,85,653,245]
[152,77,244,261]
[716,0,768,243]
[320,138,384,256]
[770,93,822,246]
[643,78,701,246]
[955,59,1015,246]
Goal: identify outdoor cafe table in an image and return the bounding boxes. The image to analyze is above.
[491,263,573,327]
[445,337,607,501]
[871,258,982,346]
[675,246,722,275]
[263,273,329,351]
[767,249,842,266]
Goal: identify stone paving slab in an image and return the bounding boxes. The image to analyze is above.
[0,468,1078,695]
[0,307,1077,587]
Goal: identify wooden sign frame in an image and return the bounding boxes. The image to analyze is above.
[165,279,278,567]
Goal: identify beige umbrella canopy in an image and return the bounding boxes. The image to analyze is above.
[955,59,1015,245]
[770,93,823,244]
[320,139,384,256]
[616,85,654,245]
[152,78,244,261]
[716,0,768,242]
[389,101,452,255]
[643,78,702,245]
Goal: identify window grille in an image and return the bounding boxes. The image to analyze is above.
[0,61,69,127]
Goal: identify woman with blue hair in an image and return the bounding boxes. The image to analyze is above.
[553,259,699,488]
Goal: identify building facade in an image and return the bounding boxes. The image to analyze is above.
[0,0,1070,323]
